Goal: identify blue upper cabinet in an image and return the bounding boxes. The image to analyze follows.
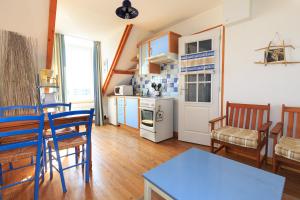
[125,98,139,129]
[150,34,169,57]
[138,32,181,75]
[117,97,125,124]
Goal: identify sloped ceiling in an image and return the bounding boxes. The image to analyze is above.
[56,0,222,40]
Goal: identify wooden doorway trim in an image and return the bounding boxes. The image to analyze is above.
[193,24,225,116]
[46,0,58,69]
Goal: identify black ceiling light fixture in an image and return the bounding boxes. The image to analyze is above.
[115,0,139,19]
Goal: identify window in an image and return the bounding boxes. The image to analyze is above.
[185,39,212,54]
[64,36,94,104]
[185,42,197,54]
[198,74,211,102]
[185,74,211,103]
[198,39,212,52]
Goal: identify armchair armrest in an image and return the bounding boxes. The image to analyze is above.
[209,116,226,131]
[271,122,283,136]
[257,121,272,144]
[258,121,272,133]
[270,122,283,148]
[209,116,226,124]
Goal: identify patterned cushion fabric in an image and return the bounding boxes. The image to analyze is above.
[275,137,300,162]
[211,126,262,149]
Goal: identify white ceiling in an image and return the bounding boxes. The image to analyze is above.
[56,0,222,41]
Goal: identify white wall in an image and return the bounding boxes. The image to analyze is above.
[160,5,223,36]
[101,27,124,84]
[224,0,300,153]
[0,0,50,68]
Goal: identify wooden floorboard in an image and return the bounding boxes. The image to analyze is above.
[2,125,300,200]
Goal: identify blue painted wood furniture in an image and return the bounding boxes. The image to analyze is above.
[0,105,38,170]
[139,32,181,75]
[140,42,160,75]
[117,97,125,124]
[40,103,72,172]
[143,148,285,200]
[40,103,71,113]
[150,34,169,57]
[0,105,38,117]
[47,109,94,193]
[0,114,44,200]
[125,98,139,128]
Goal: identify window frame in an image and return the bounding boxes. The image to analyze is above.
[184,73,213,103]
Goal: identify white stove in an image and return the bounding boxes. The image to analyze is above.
[140,97,173,142]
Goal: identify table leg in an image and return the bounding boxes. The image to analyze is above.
[144,179,152,200]
[144,179,173,200]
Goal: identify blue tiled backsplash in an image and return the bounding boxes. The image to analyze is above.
[132,63,179,97]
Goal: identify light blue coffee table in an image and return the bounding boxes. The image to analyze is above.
[143,148,285,200]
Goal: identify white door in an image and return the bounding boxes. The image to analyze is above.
[178,28,222,146]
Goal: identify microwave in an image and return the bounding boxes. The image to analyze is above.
[114,85,133,96]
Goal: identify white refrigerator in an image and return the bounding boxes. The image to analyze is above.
[108,96,118,125]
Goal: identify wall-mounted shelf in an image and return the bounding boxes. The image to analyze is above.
[255,45,295,51]
[255,61,300,65]
[38,85,59,89]
[113,69,135,75]
[36,72,59,105]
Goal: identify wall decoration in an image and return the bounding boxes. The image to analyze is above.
[0,30,38,116]
[255,33,300,66]
[265,47,285,63]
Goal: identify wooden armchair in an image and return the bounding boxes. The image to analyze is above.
[209,102,272,168]
[271,104,300,172]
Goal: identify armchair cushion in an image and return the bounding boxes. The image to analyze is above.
[211,126,264,149]
[275,137,300,162]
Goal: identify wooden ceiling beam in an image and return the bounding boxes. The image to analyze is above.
[102,24,133,94]
[46,0,58,69]
[113,70,135,75]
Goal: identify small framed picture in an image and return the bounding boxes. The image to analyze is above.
[264,48,285,63]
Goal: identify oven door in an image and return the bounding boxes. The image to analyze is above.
[140,107,155,132]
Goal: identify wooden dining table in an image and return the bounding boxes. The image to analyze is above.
[0,114,93,169]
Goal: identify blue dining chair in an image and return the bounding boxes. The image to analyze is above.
[47,109,94,193]
[0,114,44,200]
[39,103,71,113]
[0,105,38,117]
[0,105,38,170]
[40,103,72,172]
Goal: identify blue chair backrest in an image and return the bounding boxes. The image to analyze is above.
[0,114,44,152]
[47,109,94,143]
[0,105,38,117]
[40,103,72,113]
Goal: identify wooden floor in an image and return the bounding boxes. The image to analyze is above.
[2,125,300,200]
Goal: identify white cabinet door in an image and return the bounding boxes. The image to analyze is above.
[108,96,117,125]
[178,28,222,146]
